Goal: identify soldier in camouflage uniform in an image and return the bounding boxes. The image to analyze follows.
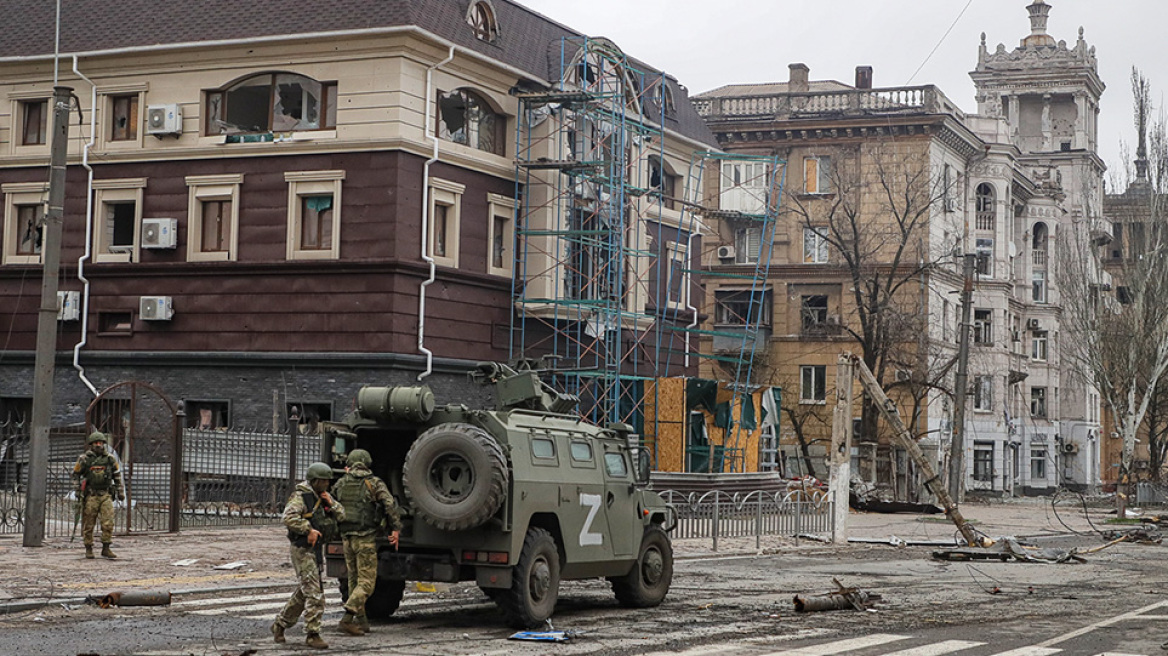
[72,431,124,559]
[333,449,402,636]
[272,462,344,650]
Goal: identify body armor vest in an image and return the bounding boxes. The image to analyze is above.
[334,474,383,535]
[84,454,116,492]
[288,492,339,548]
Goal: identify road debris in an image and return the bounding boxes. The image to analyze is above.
[932,537,1086,564]
[212,561,248,570]
[849,536,959,547]
[1099,527,1162,544]
[509,630,576,643]
[93,590,172,608]
[794,578,880,612]
[171,558,199,567]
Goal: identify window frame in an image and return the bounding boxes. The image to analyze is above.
[735,226,762,264]
[803,155,831,195]
[466,0,500,42]
[186,174,243,262]
[428,178,464,268]
[973,375,993,411]
[1031,386,1048,419]
[1032,331,1048,361]
[973,441,994,482]
[436,88,506,156]
[803,227,829,264]
[185,400,232,430]
[975,182,996,231]
[801,295,829,331]
[92,178,147,264]
[973,309,993,345]
[20,98,48,146]
[714,288,772,327]
[285,170,344,261]
[486,193,516,277]
[2,182,49,265]
[1030,448,1047,480]
[204,73,337,136]
[108,93,140,142]
[800,364,827,404]
[1032,269,1047,304]
[664,240,690,309]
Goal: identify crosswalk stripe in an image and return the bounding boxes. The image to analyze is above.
[988,648,1061,656]
[177,592,291,607]
[761,634,912,656]
[882,641,985,656]
[241,611,344,621]
[186,594,341,615]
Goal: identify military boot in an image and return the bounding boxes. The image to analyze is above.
[305,633,329,649]
[84,545,94,559]
[270,622,286,644]
[101,543,117,559]
[356,614,370,634]
[338,611,363,636]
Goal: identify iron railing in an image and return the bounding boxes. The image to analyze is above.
[658,488,833,550]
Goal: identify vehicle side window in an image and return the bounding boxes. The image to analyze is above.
[532,437,556,459]
[570,441,593,462]
[604,452,627,478]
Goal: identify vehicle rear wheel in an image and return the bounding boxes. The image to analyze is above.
[495,527,560,628]
[364,579,406,620]
[609,525,673,607]
[403,423,509,531]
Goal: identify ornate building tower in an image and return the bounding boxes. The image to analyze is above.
[967,0,1105,494]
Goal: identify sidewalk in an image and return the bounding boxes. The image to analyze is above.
[0,497,1113,612]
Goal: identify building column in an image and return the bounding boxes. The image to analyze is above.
[1073,93,1087,150]
[1041,94,1052,151]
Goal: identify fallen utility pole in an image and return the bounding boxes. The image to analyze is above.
[23,86,73,548]
[848,353,987,547]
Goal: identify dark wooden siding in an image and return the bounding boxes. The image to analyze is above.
[0,151,515,360]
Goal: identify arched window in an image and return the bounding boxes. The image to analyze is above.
[467,1,499,42]
[438,88,504,155]
[975,183,995,231]
[206,73,336,135]
[652,82,676,117]
[1032,222,1048,268]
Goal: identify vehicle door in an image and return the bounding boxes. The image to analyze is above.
[600,439,638,558]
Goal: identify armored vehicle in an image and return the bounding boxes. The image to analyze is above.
[320,362,674,628]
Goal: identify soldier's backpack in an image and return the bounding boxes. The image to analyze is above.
[334,475,385,535]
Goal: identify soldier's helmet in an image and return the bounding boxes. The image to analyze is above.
[87,431,108,445]
[347,449,372,466]
[306,462,333,481]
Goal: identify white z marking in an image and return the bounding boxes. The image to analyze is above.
[578,493,604,546]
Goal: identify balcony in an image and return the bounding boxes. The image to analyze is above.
[1032,249,1047,267]
[693,85,964,122]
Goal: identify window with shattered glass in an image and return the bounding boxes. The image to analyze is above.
[206,73,336,135]
[16,205,43,255]
[467,1,498,42]
[438,89,503,155]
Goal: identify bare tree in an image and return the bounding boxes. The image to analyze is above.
[1059,68,1168,511]
[784,140,952,473]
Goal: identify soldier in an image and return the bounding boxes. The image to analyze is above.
[72,431,124,559]
[333,448,402,636]
[272,462,344,650]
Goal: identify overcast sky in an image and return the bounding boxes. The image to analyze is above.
[520,0,1165,175]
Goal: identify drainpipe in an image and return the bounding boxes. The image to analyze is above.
[417,45,456,381]
[683,227,698,369]
[70,55,98,396]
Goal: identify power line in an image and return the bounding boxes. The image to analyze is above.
[906,0,976,86]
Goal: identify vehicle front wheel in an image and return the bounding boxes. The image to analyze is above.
[609,525,673,607]
[495,527,560,628]
[364,579,406,620]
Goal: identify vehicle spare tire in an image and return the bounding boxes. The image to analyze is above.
[403,422,509,531]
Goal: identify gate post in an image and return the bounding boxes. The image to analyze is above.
[169,404,185,533]
[287,409,299,495]
[712,492,720,552]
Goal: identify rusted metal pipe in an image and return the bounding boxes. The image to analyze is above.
[98,590,172,608]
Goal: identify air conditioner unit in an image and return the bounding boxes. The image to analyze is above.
[146,104,183,136]
[57,290,80,321]
[139,296,174,321]
[1062,442,1079,454]
[141,218,177,249]
[1027,318,1041,331]
[717,245,736,260]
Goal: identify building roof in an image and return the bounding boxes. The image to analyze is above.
[0,0,716,146]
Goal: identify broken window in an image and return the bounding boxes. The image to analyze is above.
[206,73,336,135]
[21,100,47,146]
[714,289,772,326]
[648,156,677,209]
[110,94,139,141]
[803,156,830,194]
[186,400,230,430]
[803,227,828,264]
[735,226,761,264]
[16,204,43,256]
[973,375,993,411]
[1031,387,1047,419]
[1030,448,1047,479]
[104,202,136,253]
[287,402,331,435]
[437,89,503,155]
[300,195,333,251]
[973,309,992,345]
[801,295,828,331]
[466,1,498,42]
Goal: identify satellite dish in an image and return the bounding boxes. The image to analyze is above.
[1007,242,1017,258]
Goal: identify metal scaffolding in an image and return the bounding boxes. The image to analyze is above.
[511,36,784,452]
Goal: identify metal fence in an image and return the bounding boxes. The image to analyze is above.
[659,488,834,550]
[0,426,321,536]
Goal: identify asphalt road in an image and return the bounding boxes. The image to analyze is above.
[3,532,1165,656]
